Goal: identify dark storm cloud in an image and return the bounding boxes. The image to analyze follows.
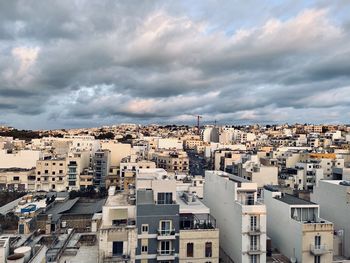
[1,0,350,129]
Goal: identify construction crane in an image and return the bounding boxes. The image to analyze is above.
[195,115,202,135]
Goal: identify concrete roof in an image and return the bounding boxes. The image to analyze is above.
[176,192,209,214]
[277,194,317,206]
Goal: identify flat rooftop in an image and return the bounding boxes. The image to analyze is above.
[206,170,249,183]
[277,194,317,206]
[105,192,133,207]
[176,192,209,214]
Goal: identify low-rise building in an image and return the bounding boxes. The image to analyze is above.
[264,186,333,263]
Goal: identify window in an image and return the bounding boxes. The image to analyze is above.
[159,220,172,235]
[141,224,149,233]
[157,192,173,204]
[314,256,321,263]
[250,235,258,251]
[13,176,19,181]
[112,241,123,256]
[250,216,258,231]
[37,171,41,175]
[315,235,321,248]
[205,242,212,257]
[250,255,258,263]
[52,171,55,175]
[160,241,171,255]
[141,245,148,253]
[44,170,49,174]
[187,243,194,257]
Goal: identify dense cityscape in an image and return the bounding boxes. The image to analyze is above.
[2,0,350,262]
[0,123,349,262]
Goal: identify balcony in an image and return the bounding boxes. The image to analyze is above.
[248,226,261,235]
[157,228,176,240]
[247,246,263,255]
[157,249,175,261]
[103,253,130,263]
[310,244,329,256]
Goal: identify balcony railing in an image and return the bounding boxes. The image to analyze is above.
[247,245,262,255]
[158,228,175,236]
[103,253,130,263]
[248,226,261,235]
[157,249,175,256]
[310,244,328,255]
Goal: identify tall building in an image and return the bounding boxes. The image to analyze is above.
[264,186,333,263]
[93,150,111,188]
[135,173,180,262]
[204,170,267,263]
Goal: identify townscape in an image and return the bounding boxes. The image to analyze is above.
[0,123,349,263]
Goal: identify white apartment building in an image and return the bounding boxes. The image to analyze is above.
[311,180,350,258]
[157,138,183,150]
[237,161,278,189]
[204,171,267,263]
[99,186,137,262]
[295,161,323,190]
[264,187,333,263]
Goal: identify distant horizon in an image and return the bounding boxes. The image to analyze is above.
[2,121,350,132]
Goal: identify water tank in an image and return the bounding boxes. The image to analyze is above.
[7,253,25,263]
[14,247,31,263]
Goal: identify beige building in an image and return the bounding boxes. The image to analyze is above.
[101,141,133,167]
[183,139,203,150]
[177,191,219,263]
[0,150,42,169]
[0,168,36,191]
[119,155,156,190]
[154,150,189,174]
[36,157,67,191]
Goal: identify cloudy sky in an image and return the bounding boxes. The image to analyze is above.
[1,0,350,129]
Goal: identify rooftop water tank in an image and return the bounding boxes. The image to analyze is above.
[14,247,31,263]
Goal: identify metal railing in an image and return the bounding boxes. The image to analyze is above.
[158,228,175,236]
[157,249,175,255]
